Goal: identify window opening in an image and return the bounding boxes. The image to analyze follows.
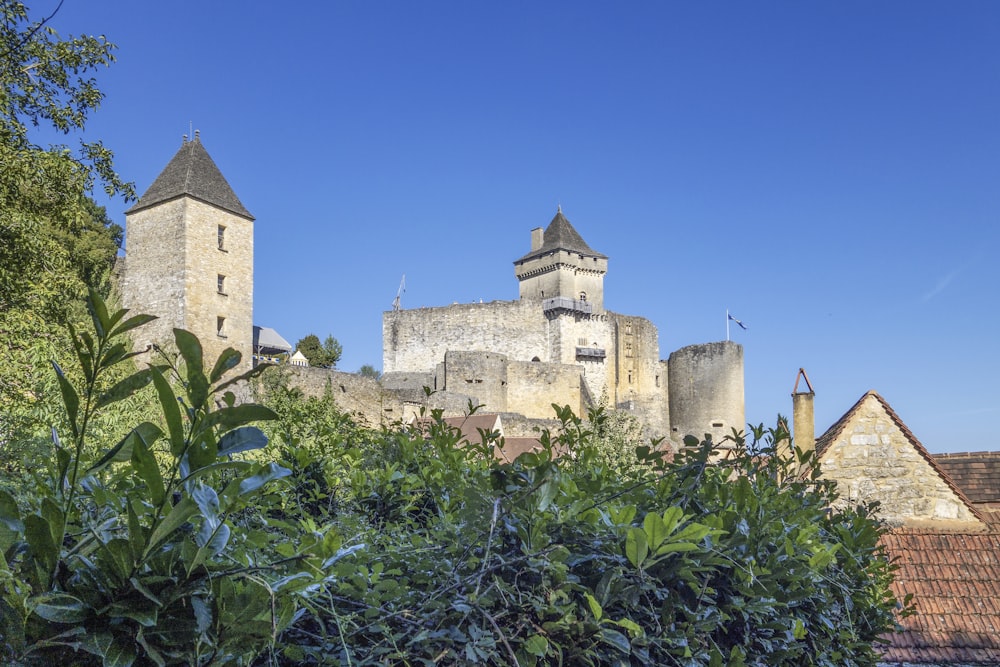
[218,225,226,250]
[217,274,226,294]
[216,316,226,337]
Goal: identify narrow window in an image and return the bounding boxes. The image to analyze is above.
[217,316,226,337]
[218,225,226,250]
[579,291,587,302]
[217,274,226,294]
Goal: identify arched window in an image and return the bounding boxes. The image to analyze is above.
[531,356,541,362]
[579,291,587,302]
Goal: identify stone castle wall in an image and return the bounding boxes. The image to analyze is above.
[668,341,745,445]
[383,300,548,373]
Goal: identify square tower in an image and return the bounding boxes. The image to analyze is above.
[121,134,254,371]
[513,208,608,312]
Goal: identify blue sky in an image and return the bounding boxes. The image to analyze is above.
[39,1,1000,452]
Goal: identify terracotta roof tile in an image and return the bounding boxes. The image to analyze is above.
[879,529,1000,665]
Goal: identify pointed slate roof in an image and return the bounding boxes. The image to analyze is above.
[516,209,607,263]
[815,391,985,523]
[127,135,253,219]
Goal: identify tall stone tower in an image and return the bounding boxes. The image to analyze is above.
[514,208,608,312]
[121,133,254,371]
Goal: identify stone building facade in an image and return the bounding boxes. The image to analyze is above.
[383,209,744,443]
[120,133,254,372]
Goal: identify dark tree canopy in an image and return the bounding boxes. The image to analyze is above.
[295,333,343,369]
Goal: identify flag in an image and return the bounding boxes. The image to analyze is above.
[728,313,747,330]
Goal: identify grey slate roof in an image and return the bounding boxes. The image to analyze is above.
[126,135,253,219]
[516,210,607,263]
[253,326,293,354]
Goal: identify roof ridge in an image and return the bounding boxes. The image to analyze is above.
[515,209,607,263]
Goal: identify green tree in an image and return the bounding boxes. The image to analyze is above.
[0,0,132,315]
[358,364,381,380]
[295,333,342,368]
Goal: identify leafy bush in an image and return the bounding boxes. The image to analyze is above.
[0,292,347,666]
[261,406,902,666]
[0,292,903,665]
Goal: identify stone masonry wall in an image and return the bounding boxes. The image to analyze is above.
[182,199,253,373]
[383,300,548,373]
[507,360,584,417]
[818,394,979,526]
[121,199,187,354]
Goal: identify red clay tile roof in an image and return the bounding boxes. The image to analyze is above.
[879,529,1000,665]
[933,452,1000,506]
[815,391,986,524]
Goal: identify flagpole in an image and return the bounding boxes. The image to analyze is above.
[726,309,730,341]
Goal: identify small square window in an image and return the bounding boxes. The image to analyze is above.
[217,225,226,250]
[217,274,226,294]
[217,316,226,337]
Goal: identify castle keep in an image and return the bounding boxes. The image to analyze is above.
[383,209,745,443]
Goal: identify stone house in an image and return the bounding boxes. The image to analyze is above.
[793,384,1000,666]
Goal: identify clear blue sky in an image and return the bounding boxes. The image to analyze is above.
[39,1,1000,453]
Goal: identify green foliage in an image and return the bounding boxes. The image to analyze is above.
[0,0,132,196]
[294,334,343,369]
[257,404,903,666]
[357,364,381,380]
[0,295,904,665]
[0,292,341,666]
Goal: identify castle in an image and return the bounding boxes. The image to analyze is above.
[122,133,745,441]
[119,137,1000,662]
[121,137,746,444]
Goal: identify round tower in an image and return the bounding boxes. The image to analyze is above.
[667,341,745,446]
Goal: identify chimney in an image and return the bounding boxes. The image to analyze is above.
[792,368,815,453]
[530,227,544,252]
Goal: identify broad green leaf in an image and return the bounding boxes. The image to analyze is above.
[90,422,162,472]
[614,617,644,637]
[584,592,603,621]
[237,462,292,497]
[109,313,157,339]
[98,538,133,583]
[25,514,58,581]
[644,512,668,551]
[600,628,632,654]
[150,367,185,456]
[0,490,23,533]
[29,592,90,623]
[144,498,198,558]
[87,287,110,338]
[209,347,242,383]
[51,361,79,437]
[200,404,279,433]
[625,527,648,569]
[523,634,548,657]
[188,434,218,471]
[173,328,208,408]
[131,438,165,506]
[216,426,269,458]
[80,631,138,667]
[94,368,153,410]
[41,497,64,547]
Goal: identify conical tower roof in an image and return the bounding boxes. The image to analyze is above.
[126,134,253,219]
[516,209,606,263]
